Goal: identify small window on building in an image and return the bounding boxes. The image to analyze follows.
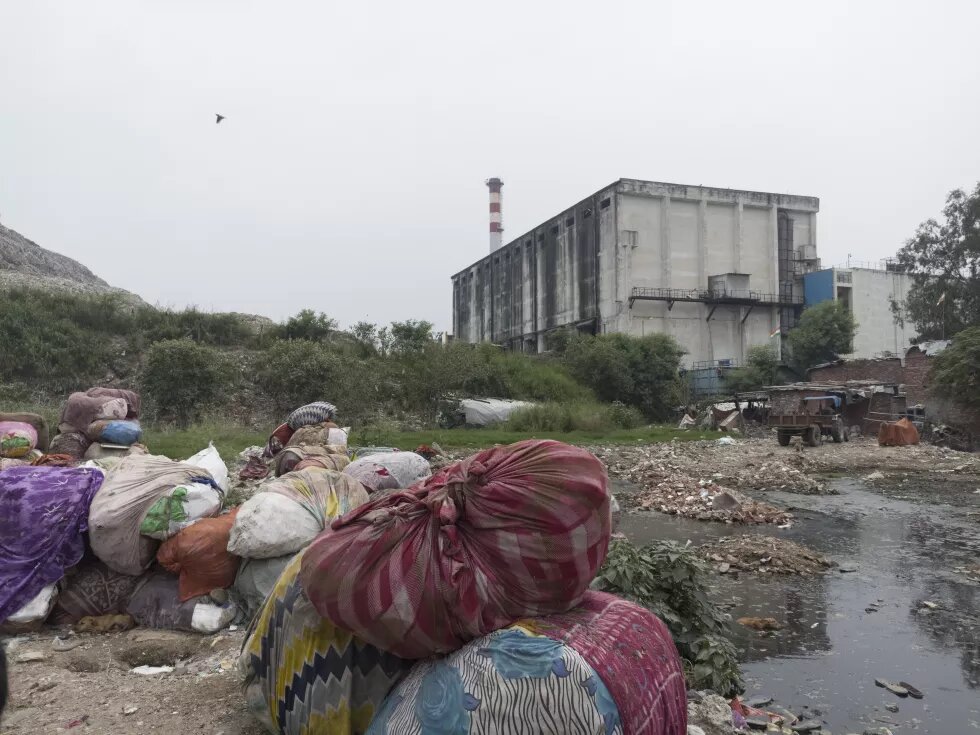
[493,256,499,264]
[537,233,544,242]
[565,217,575,227]
[550,225,559,235]
[525,239,532,248]
[623,230,638,248]
[600,198,611,210]
[583,208,593,218]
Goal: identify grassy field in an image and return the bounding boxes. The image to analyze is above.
[143,423,722,460]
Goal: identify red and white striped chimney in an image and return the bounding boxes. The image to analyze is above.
[487,177,503,252]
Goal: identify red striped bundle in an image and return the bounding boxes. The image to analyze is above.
[299,439,611,659]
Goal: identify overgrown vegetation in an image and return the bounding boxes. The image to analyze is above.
[554,331,685,420]
[505,401,643,433]
[0,287,690,427]
[595,539,743,696]
[930,325,980,408]
[896,182,980,340]
[142,340,238,426]
[724,345,779,393]
[0,288,255,392]
[786,300,858,372]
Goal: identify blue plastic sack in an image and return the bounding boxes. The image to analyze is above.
[100,420,143,445]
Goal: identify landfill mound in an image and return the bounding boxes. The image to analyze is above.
[699,534,835,575]
[0,222,146,305]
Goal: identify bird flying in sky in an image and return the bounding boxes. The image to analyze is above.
[215,113,225,124]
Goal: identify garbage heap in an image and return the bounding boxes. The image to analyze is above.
[0,398,691,734]
[0,385,239,635]
[239,434,689,735]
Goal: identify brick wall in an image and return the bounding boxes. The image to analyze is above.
[809,348,979,435]
[809,358,904,385]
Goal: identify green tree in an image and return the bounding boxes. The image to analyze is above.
[349,321,379,357]
[389,319,434,353]
[142,339,237,426]
[278,309,338,342]
[930,326,980,408]
[724,345,779,393]
[562,333,685,420]
[254,340,345,413]
[787,301,857,371]
[896,183,980,340]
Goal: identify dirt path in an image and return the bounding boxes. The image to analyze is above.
[2,629,264,735]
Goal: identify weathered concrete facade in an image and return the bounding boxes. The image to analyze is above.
[451,179,819,366]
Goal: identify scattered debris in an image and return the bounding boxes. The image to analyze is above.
[14,650,48,663]
[736,616,784,632]
[130,665,175,675]
[874,679,909,697]
[687,691,736,735]
[51,636,83,652]
[898,681,924,699]
[884,703,899,713]
[700,535,835,575]
[789,719,823,732]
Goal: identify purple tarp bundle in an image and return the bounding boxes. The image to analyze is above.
[0,466,105,623]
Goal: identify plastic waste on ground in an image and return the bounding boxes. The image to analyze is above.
[184,442,230,492]
[126,572,237,634]
[5,584,59,628]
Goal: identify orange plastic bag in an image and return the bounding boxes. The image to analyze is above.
[156,509,241,601]
[878,417,920,447]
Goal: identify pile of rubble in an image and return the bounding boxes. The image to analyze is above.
[592,440,828,498]
[592,444,793,524]
[699,534,835,575]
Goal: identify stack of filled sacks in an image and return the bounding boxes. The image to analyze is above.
[80,446,241,634]
[51,388,142,461]
[240,439,688,734]
[0,411,50,469]
[262,402,344,455]
[0,465,105,630]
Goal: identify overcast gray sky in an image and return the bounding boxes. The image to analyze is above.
[2,1,978,331]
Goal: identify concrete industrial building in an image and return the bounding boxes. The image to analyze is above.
[451,178,820,366]
[803,262,916,359]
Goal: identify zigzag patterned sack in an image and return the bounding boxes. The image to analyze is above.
[240,551,413,735]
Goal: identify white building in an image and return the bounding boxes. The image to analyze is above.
[803,263,916,359]
[451,178,820,367]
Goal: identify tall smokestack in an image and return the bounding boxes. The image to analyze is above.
[487,177,503,252]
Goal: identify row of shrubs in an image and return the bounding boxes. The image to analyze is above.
[0,287,688,428]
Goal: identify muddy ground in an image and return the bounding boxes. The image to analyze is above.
[2,435,978,734]
[2,629,262,734]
